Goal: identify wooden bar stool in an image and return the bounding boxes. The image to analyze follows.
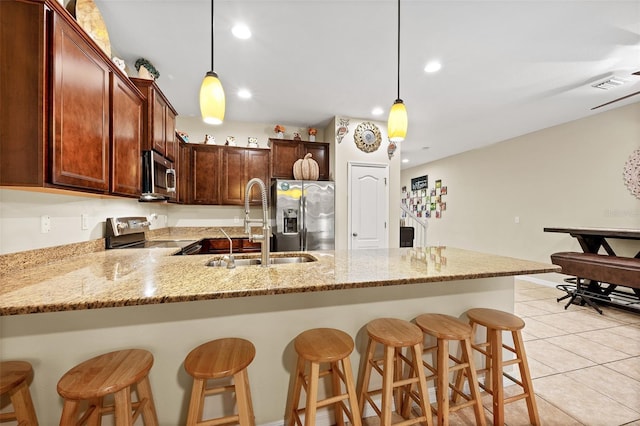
[459,308,539,426]
[184,338,255,426]
[57,349,158,426]
[357,318,432,426]
[415,314,486,426]
[287,328,361,426]
[0,360,39,425]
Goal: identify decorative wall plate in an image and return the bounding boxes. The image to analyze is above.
[354,121,381,153]
[623,148,640,199]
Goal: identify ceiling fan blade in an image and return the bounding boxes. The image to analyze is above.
[591,70,640,110]
[591,90,640,110]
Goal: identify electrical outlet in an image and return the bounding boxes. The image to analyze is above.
[40,215,51,233]
[81,214,89,230]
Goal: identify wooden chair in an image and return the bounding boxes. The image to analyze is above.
[287,328,361,426]
[456,308,539,426]
[57,349,158,425]
[415,313,486,426]
[184,338,255,425]
[0,360,39,425]
[357,318,433,426]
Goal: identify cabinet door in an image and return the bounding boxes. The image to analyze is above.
[191,145,220,204]
[220,147,246,205]
[176,141,190,203]
[111,74,143,197]
[304,143,330,180]
[51,14,110,192]
[270,140,301,179]
[246,149,271,204]
[164,109,176,161]
[151,92,166,155]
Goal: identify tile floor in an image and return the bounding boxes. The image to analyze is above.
[364,279,640,426]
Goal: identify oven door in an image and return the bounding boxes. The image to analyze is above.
[141,151,176,201]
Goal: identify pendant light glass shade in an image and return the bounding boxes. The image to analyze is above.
[388,99,407,142]
[200,71,225,125]
[200,0,225,125]
[387,0,407,142]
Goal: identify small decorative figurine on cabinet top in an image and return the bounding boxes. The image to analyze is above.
[308,127,317,142]
[134,58,160,80]
[293,132,302,141]
[203,134,215,144]
[225,136,236,146]
[274,124,285,139]
[248,137,259,148]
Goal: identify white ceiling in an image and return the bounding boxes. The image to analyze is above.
[94,0,640,168]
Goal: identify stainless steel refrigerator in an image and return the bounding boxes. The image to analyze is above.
[271,179,335,251]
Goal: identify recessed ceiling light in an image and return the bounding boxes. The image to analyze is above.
[402,159,409,163]
[372,107,384,116]
[424,61,442,73]
[238,89,252,99]
[232,24,251,39]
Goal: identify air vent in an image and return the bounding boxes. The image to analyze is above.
[592,76,626,90]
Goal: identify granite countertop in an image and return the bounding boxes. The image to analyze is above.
[0,231,559,315]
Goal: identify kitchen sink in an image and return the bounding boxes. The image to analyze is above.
[205,253,317,267]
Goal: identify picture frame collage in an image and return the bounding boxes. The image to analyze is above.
[401,178,448,219]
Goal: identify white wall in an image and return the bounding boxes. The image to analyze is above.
[401,103,640,282]
[0,189,169,255]
[326,116,402,250]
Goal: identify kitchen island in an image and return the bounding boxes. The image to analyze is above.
[0,244,558,424]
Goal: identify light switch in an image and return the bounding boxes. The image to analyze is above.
[41,215,50,233]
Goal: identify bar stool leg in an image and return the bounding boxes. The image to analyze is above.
[330,361,346,426]
[235,369,255,426]
[136,376,159,424]
[186,378,205,425]
[513,330,540,426]
[382,345,395,426]
[305,362,320,426]
[411,342,432,426]
[461,337,486,425]
[436,338,449,426]
[358,339,375,417]
[490,329,504,426]
[114,387,133,426]
[8,380,38,425]
[341,357,361,426]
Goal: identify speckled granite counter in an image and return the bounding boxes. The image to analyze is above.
[0,243,558,315]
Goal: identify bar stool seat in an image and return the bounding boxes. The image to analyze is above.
[460,308,539,426]
[184,338,255,425]
[415,313,486,426]
[0,361,39,425]
[358,318,433,426]
[57,349,158,425]
[287,328,361,426]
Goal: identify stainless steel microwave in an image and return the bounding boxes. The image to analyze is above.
[141,150,176,201]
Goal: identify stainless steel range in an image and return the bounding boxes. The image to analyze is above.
[105,217,195,249]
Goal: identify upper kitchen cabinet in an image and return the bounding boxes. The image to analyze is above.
[190,144,220,205]
[220,146,270,205]
[269,139,330,180]
[131,78,178,161]
[111,74,144,197]
[0,0,144,197]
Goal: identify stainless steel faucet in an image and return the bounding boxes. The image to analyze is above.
[244,178,271,267]
[220,228,235,269]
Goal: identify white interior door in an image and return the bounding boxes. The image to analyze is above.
[348,162,389,249]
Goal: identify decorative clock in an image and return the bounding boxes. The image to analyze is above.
[354,122,381,153]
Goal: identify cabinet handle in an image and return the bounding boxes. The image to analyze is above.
[352,233,358,237]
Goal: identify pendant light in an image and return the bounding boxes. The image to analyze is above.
[200,0,225,125]
[387,0,407,142]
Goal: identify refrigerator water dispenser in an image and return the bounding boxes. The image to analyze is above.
[283,209,298,234]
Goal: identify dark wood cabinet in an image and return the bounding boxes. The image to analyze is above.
[269,139,330,180]
[131,78,178,160]
[220,147,270,205]
[190,144,221,205]
[111,74,144,197]
[0,0,146,198]
[186,145,270,206]
[176,141,191,204]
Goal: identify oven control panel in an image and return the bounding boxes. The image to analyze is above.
[106,217,151,237]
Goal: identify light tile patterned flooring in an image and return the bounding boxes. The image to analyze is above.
[364,280,640,426]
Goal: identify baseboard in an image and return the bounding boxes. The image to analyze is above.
[516,274,557,288]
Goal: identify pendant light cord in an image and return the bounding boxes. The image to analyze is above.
[396,0,401,100]
[210,0,215,71]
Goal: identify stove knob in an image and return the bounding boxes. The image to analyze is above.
[117,222,128,230]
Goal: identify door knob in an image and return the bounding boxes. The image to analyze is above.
[352,233,358,237]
